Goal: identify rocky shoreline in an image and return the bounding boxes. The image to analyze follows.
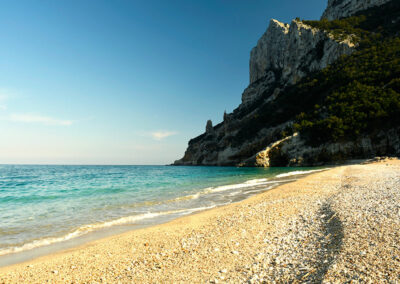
[1,159,399,283]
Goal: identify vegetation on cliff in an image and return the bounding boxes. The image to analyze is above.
[294,1,400,145]
[294,38,400,144]
[175,0,400,166]
[303,0,400,45]
[235,0,400,147]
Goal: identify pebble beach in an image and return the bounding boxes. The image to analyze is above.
[1,159,399,283]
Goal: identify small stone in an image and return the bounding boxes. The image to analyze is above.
[52,270,58,274]
[220,269,227,273]
[232,250,239,255]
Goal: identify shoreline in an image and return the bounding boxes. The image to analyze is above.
[0,168,327,270]
[1,159,399,282]
[0,170,309,268]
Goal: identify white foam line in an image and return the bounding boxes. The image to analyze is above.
[275,169,329,178]
[0,207,210,257]
[162,177,294,204]
[193,177,296,196]
[244,178,269,184]
[204,180,271,193]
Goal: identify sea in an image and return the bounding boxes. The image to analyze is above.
[0,164,326,265]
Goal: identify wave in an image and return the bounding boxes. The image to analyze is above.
[0,206,215,257]
[124,177,292,206]
[203,179,271,194]
[275,169,329,178]
[169,178,293,200]
[244,178,268,184]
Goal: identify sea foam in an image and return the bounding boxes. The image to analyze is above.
[275,169,328,178]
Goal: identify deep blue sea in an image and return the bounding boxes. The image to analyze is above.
[0,165,326,257]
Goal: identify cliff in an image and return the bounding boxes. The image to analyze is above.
[322,0,393,20]
[174,0,400,167]
[244,18,354,106]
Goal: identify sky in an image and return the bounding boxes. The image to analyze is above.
[0,0,326,165]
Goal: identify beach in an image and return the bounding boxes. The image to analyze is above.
[1,159,399,283]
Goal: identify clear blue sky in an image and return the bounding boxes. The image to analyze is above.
[0,0,326,165]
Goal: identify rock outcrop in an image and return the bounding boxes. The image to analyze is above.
[248,133,299,167]
[321,0,392,20]
[205,120,214,134]
[267,128,400,166]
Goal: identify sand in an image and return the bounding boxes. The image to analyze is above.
[0,159,399,283]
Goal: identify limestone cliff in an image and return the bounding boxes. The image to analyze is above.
[174,0,400,167]
[322,0,392,20]
[244,19,354,106]
[174,16,354,166]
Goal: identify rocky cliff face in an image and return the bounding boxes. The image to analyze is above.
[321,0,392,20]
[174,17,355,166]
[174,0,399,167]
[243,19,354,106]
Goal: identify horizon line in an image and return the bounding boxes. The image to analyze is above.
[0,163,171,166]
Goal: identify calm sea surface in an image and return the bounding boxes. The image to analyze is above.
[0,165,325,256]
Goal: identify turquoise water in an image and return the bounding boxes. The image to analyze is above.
[0,165,325,256]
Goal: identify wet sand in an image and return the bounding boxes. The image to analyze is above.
[0,159,399,283]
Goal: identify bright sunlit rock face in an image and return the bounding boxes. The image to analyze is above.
[245,19,354,106]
